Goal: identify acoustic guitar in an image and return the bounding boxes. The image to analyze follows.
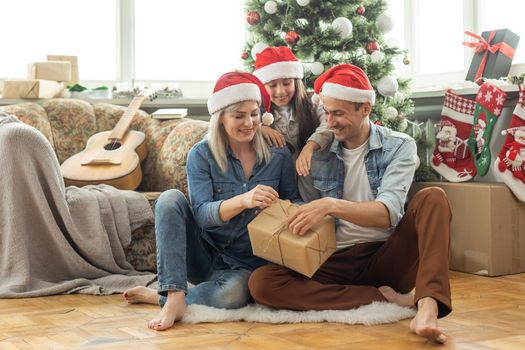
[61,90,157,190]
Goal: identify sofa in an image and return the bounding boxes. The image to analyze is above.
[0,98,209,272]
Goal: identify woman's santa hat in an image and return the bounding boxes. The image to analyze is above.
[253,46,304,84]
[313,64,375,105]
[207,72,274,125]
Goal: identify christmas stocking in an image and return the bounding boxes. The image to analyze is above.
[495,85,525,202]
[467,82,507,176]
[431,89,477,182]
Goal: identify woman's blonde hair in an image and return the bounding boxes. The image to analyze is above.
[207,101,271,173]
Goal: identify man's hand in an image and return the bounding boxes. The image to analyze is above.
[261,125,286,148]
[241,184,279,209]
[296,141,320,176]
[287,197,334,235]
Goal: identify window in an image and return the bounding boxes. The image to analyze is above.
[134,0,245,81]
[0,0,117,80]
[394,0,525,90]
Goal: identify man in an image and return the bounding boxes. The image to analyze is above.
[248,64,452,344]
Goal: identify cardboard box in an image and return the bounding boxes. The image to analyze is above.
[47,55,79,85]
[465,28,520,83]
[3,79,64,99]
[248,199,336,277]
[410,182,525,276]
[27,61,71,82]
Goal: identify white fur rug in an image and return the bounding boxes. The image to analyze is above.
[181,302,416,325]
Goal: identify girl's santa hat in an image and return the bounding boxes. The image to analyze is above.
[207,72,273,125]
[253,46,304,84]
[313,64,376,105]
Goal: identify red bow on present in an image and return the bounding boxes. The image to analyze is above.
[463,31,516,82]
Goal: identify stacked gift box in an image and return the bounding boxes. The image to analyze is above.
[3,56,78,99]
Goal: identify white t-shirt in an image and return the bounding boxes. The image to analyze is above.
[336,140,392,250]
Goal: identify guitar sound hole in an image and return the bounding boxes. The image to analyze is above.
[104,142,122,151]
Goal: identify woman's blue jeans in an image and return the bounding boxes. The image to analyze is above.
[155,189,252,308]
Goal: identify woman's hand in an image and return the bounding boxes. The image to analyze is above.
[261,125,286,148]
[241,184,279,209]
[296,141,320,176]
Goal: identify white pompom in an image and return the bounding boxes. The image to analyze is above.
[264,1,278,14]
[262,112,274,126]
[370,50,385,63]
[311,93,321,105]
[331,17,353,39]
[310,61,324,75]
[296,0,310,6]
[377,76,399,97]
[377,13,394,33]
[251,42,269,60]
[384,106,398,119]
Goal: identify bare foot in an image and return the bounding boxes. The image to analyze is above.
[410,297,447,344]
[147,291,186,331]
[378,286,415,307]
[123,286,159,305]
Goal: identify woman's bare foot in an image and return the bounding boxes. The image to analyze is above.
[378,286,415,307]
[410,297,447,344]
[147,291,186,331]
[123,286,159,305]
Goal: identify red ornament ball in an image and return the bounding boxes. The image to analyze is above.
[285,31,300,45]
[246,11,260,25]
[356,6,366,15]
[374,120,383,126]
[366,41,380,53]
[241,52,249,60]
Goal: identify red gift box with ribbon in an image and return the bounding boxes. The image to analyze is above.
[464,29,519,84]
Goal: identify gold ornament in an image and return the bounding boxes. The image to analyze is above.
[403,53,411,65]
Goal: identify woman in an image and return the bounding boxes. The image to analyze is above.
[253,46,332,177]
[124,72,299,330]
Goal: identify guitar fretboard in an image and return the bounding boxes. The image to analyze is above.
[109,96,147,141]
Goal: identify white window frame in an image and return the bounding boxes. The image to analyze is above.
[403,0,525,91]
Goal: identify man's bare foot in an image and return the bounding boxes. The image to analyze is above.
[147,291,186,331]
[123,286,159,305]
[378,286,415,307]
[410,297,447,344]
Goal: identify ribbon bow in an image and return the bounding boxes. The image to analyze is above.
[463,31,516,83]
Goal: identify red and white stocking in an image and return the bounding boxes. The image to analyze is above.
[431,89,477,182]
[495,86,525,202]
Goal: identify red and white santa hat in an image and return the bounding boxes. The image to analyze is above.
[207,72,273,124]
[253,46,304,84]
[314,64,375,105]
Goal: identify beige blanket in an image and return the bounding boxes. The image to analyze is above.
[0,112,156,297]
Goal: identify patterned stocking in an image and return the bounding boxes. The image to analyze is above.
[432,89,477,182]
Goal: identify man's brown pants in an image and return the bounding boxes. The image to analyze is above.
[248,187,452,318]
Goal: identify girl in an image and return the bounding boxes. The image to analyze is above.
[253,46,332,177]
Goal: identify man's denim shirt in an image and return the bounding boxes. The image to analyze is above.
[186,139,300,271]
[300,122,418,228]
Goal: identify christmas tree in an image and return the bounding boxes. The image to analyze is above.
[242,0,436,180]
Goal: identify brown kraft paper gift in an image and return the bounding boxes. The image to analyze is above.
[248,199,336,277]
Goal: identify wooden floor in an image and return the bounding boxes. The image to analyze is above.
[0,271,524,350]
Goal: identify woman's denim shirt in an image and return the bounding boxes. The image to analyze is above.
[299,122,418,228]
[186,139,300,270]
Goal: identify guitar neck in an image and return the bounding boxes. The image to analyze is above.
[109,96,147,141]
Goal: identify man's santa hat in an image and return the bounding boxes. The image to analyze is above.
[253,46,304,84]
[313,64,375,105]
[207,72,273,125]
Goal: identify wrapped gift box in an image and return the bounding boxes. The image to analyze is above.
[47,55,79,85]
[464,29,520,83]
[3,79,64,99]
[410,182,525,276]
[27,61,71,82]
[247,199,336,277]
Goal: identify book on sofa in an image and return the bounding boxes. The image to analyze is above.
[152,108,188,119]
